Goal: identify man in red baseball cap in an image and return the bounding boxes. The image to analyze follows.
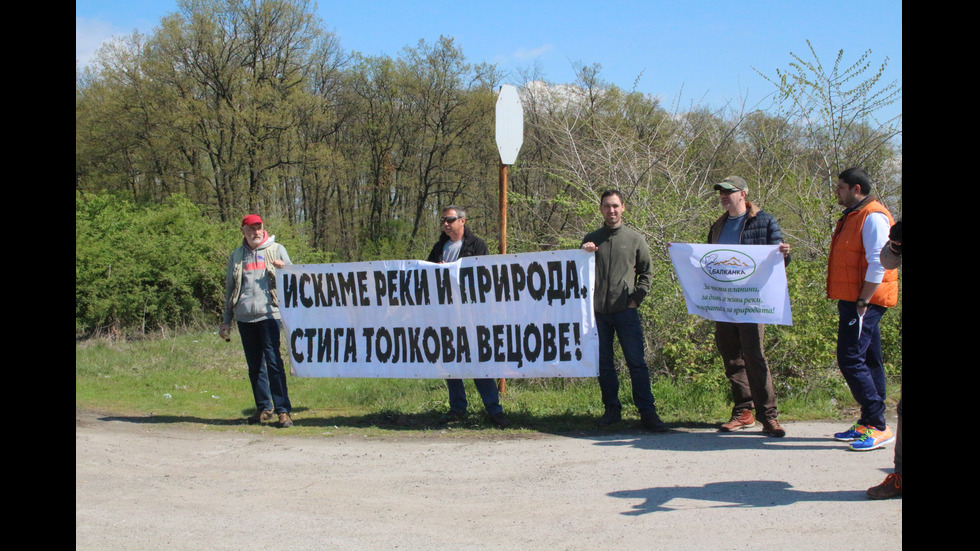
[219,214,294,427]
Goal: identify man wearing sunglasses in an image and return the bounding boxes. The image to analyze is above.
[426,206,510,427]
[708,176,791,437]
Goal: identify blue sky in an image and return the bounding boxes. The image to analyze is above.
[77,1,901,122]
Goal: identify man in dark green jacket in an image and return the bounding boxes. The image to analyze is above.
[582,190,668,432]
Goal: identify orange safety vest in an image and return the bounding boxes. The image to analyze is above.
[826,198,898,307]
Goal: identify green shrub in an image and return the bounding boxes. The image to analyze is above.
[76,193,339,336]
[768,258,902,378]
[75,190,901,394]
[76,192,231,335]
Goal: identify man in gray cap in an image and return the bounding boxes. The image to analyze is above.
[707,176,791,437]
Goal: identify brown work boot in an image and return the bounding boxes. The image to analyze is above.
[247,409,274,425]
[278,412,293,428]
[761,418,787,437]
[719,410,756,432]
[867,473,902,500]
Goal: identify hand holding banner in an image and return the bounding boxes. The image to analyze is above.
[668,243,792,325]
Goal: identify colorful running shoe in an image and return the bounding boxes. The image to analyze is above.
[833,422,867,441]
[848,426,895,451]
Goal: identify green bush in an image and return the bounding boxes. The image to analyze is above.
[76,193,231,335]
[75,192,338,336]
[76,192,340,336]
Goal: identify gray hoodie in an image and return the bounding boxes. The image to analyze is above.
[222,234,291,324]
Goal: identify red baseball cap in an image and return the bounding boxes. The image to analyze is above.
[241,214,263,227]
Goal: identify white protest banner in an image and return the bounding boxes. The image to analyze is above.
[668,243,792,325]
[278,249,598,378]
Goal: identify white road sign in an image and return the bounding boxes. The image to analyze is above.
[495,84,524,165]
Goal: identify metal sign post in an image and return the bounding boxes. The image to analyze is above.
[494,84,524,394]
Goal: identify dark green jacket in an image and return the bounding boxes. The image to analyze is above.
[583,224,652,313]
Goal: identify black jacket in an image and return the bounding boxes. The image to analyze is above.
[426,227,489,262]
[707,202,790,266]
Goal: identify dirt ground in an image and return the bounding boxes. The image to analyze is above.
[76,410,901,550]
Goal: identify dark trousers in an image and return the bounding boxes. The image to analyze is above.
[238,319,292,414]
[596,308,657,414]
[446,379,503,415]
[715,322,777,420]
[836,301,887,429]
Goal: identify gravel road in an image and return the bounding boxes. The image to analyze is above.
[76,411,901,550]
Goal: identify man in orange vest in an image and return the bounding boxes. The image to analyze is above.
[826,168,899,451]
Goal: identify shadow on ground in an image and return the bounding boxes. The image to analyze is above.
[87,409,848,455]
[607,480,870,515]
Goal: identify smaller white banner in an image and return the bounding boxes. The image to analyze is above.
[668,243,792,325]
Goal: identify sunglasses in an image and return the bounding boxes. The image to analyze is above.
[441,216,460,224]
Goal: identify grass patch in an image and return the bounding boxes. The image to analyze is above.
[76,330,899,436]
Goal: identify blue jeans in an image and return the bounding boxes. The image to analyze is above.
[596,308,657,414]
[238,319,292,414]
[446,379,502,415]
[836,301,887,429]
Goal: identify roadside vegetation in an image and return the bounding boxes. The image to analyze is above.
[75,327,896,436]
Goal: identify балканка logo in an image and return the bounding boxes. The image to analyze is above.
[700,249,756,282]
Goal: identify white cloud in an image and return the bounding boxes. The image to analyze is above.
[76,17,117,67]
[513,44,553,60]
